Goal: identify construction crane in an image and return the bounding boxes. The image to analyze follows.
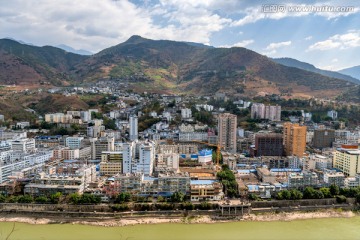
[192,140,223,170]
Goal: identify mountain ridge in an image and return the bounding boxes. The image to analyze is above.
[339,65,360,80]
[0,36,357,99]
[272,57,360,84]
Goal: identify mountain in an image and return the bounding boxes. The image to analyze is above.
[0,36,357,99]
[272,58,360,84]
[56,44,93,55]
[338,66,360,80]
[73,36,356,97]
[0,38,89,85]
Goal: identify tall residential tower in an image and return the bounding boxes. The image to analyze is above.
[218,113,237,153]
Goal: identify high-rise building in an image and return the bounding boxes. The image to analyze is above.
[327,110,338,120]
[333,147,360,177]
[283,122,307,157]
[181,108,192,119]
[90,137,115,160]
[218,113,237,153]
[129,115,138,141]
[313,129,335,149]
[254,133,283,157]
[65,137,84,149]
[100,151,123,176]
[122,140,155,176]
[251,103,266,119]
[251,103,281,121]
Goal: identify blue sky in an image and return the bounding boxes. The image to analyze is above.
[1,0,359,70]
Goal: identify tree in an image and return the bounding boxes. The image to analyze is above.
[336,195,347,204]
[35,196,49,204]
[289,189,303,200]
[356,193,360,203]
[0,194,6,203]
[115,192,132,203]
[104,117,117,130]
[17,195,33,203]
[313,190,324,199]
[320,188,332,198]
[69,193,81,204]
[303,187,316,199]
[330,185,340,196]
[282,190,292,200]
[80,193,101,204]
[171,192,185,202]
[50,192,62,204]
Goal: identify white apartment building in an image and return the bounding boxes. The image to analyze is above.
[11,138,36,153]
[156,153,180,171]
[65,137,84,149]
[178,132,208,142]
[129,115,138,141]
[181,108,192,119]
[123,140,155,176]
[195,104,214,111]
[251,103,281,121]
[44,113,73,123]
[0,151,52,183]
[333,148,360,177]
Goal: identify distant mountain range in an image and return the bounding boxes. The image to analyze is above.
[56,44,93,55]
[0,36,358,99]
[338,66,360,80]
[272,57,360,84]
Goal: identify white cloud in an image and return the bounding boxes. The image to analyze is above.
[308,30,360,51]
[232,3,358,26]
[266,41,292,50]
[262,41,291,56]
[0,0,232,52]
[305,36,313,41]
[219,39,254,48]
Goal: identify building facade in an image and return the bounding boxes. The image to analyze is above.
[283,122,307,157]
[218,113,237,153]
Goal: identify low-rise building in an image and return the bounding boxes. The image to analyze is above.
[323,169,345,187]
[287,171,318,189]
[24,165,96,196]
[190,180,223,201]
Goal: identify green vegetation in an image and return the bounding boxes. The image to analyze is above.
[138,116,161,131]
[111,204,129,212]
[276,189,303,200]
[271,185,360,202]
[115,192,132,204]
[171,191,186,203]
[217,165,238,198]
[68,193,101,204]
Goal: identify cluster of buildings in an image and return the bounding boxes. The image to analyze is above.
[0,90,359,202]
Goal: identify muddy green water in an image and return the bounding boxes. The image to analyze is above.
[1,217,360,240]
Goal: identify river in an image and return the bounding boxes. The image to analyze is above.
[1,217,359,240]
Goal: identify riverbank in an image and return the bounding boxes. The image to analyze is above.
[0,209,357,227]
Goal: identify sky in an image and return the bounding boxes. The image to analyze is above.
[1,0,359,70]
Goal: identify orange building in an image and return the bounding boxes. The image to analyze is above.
[283,122,307,157]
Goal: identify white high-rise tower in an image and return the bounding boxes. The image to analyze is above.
[129,115,138,141]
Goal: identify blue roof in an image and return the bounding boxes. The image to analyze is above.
[158,192,173,197]
[237,164,247,167]
[63,160,79,163]
[247,185,259,191]
[143,176,158,181]
[270,168,302,172]
[190,180,216,185]
[237,170,250,174]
